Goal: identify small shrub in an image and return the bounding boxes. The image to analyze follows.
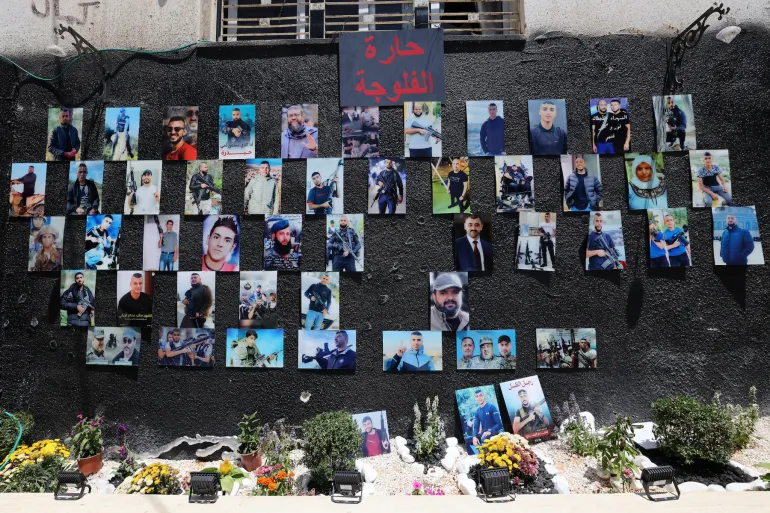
[554,394,598,457]
[301,411,362,489]
[595,415,638,490]
[413,396,446,459]
[260,419,298,468]
[0,412,34,464]
[237,412,262,455]
[713,386,759,450]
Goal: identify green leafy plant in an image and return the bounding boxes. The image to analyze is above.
[65,415,103,460]
[200,459,247,494]
[413,396,446,459]
[596,415,639,491]
[0,412,33,464]
[260,419,298,468]
[237,412,262,455]
[553,394,598,457]
[301,411,362,489]
[114,424,144,481]
[713,386,759,450]
[756,463,770,483]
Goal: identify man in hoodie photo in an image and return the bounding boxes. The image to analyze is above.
[429,272,469,331]
[713,206,764,266]
[383,330,442,372]
[299,330,357,370]
[281,104,319,159]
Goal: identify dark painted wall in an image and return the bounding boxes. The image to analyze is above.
[1,30,769,450]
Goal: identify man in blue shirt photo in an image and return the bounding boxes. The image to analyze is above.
[529,100,567,156]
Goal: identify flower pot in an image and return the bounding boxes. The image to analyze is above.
[78,452,103,476]
[240,451,263,472]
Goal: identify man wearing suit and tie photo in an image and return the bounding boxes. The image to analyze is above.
[454,213,493,272]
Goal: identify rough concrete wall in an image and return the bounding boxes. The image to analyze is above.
[0,30,768,450]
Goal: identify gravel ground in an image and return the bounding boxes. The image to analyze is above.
[731,416,770,476]
[362,441,461,496]
[530,438,608,494]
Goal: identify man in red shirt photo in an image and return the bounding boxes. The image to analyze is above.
[360,415,390,457]
[163,116,197,160]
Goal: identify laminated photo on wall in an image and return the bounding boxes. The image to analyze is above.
[219,104,255,159]
[264,214,302,270]
[586,211,626,270]
[239,271,278,329]
[281,104,318,159]
[301,272,339,331]
[162,106,198,161]
[177,271,216,329]
[298,330,357,370]
[625,153,667,210]
[712,206,765,266]
[59,270,96,327]
[85,214,122,270]
[143,215,180,271]
[104,107,140,161]
[500,375,555,442]
[432,157,470,214]
[185,161,222,215]
[528,99,567,156]
[342,106,379,158]
[9,163,46,217]
[326,214,364,272]
[28,216,65,272]
[653,94,696,152]
[383,330,442,372]
[456,385,504,455]
[536,328,597,369]
[517,212,556,272]
[227,328,284,368]
[429,272,469,331]
[648,208,691,268]
[245,158,282,215]
[589,98,631,154]
[87,327,141,366]
[352,411,391,457]
[495,155,534,213]
[67,161,103,215]
[404,101,442,157]
[690,150,732,208]
[453,213,493,272]
[158,327,215,367]
[124,161,161,215]
[306,159,343,215]
[368,157,406,215]
[467,101,504,156]
[202,215,240,272]
[456,330,515,370]
[561,154,602,212]
[116,271,154,327]
[47,107,82,161]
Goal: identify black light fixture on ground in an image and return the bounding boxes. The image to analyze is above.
[53,471,91,500]
[188,471,221,503]
[640,465,680,502]
[331,471,363,504]
[477,467,515,503]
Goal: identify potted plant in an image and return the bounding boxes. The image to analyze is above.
[237,412,263,472]
[65,414,103,476]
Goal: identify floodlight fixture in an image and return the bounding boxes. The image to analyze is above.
[188,471,221,503]
[331,470,362,504]
[640,465,680,502]
[53,471,91,500]
[477,467,515,503]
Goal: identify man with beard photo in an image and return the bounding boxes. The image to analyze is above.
[113,328,140,365]
[86,328,108,364]
[384,331,436,372]
[454,214,493,272]
[563,155,602,212]
[281,104,318,159]
[663,96,688,151]
[328,215,361,272]
[591,98,631,154]
[457,335,475,368]
[221,107,251,149]
[371,159,404,215]
[265,217,301,270]
[512,389,551,436]
[188,162,220,215]
[163,116,197,160]
[181,273,214,328]
[719,211,755,265]
[360,416,390,457]
[202,215,240,271]
[47,108,81,161]
[306,330,356,370]
[430,273,469,331]
[586,212,619,270]
[117,272,153,326]
[245,160,279,214]
[60,271,95,327]
[529,100,567,156]
[404,102,435,158]
[303,273,333,330]
[575,338,597,369]
[126,169,160,215]
[67,163,100,215]
[498,334,516,369]
[467,337,507,370]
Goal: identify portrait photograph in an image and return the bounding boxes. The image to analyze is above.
[712,206,765,266]
[157,327,215,367]
[85,214,122,270]
[326,214,364,272]
[162,106,198,161]
[177,271,216,329]
[456,385,504,455]
[495,155,534,213]
[9,163,46,218]
[589,98,631,154]
[536,328,597,369]
[404,101,442,158]
[453,213,493,272]
[226,328,284,368]
[264,214,302,271]
[528,99,567,156]
[117,271,154,327]
[432,157,470,214]
[625,153,667,210]
[352,411,391,457]
[500,375,555,442]
[185,160,223,216]
[28,216,65,272]
[648,208,691,268]
[653,94,696,152]
[298,330,357,370]
[219,104,255,159]
[245,158,282,215]
[429,272,469,331]
[301,271,340,331]
[59,270,96,327]
[586,211,626,270]
[240,271,278,329]
[517,212,556,272]
[456,330,516,370]
[561,154,602,212]
[103,107,140,161]
[467,100,504,157]
[124,161,162,215]
[143,215,180,272]
[306,158,344,215]
[690,150,732,208]
[86,327,141,366]
[67,161,103,215]
[46,107,83,161]
[383,330,442,372]
[202,215,240,272]
[281,104,318,159]
[368,157,406,215]
[342,106,379,158]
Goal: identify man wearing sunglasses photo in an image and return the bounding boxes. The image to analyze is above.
[163,116,197,160]
[112,327,141,365]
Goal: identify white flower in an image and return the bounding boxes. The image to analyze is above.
[144,476,153,486]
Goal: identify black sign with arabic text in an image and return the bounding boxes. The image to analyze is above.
[339,28,445,107]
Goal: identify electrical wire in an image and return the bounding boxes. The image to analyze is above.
[0,40,214,82]
[0,411,23,472]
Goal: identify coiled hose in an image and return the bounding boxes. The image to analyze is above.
[0,411,23,471]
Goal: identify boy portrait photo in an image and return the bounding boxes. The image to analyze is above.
[429,272,469,331]
[528,99,567,156]
[690,150,732,208]
[495,155,534,213]
[226,328,283,368]
[202,215,240,272]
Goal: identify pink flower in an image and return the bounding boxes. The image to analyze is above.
[622,468,633,480]
[412,481,422,490]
